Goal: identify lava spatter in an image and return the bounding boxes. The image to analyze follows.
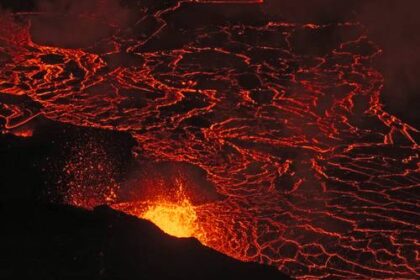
[114,180,204,240]
[0,1,419,279]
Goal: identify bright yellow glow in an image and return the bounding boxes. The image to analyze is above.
[142,198,197,238]
[141,181,200,239]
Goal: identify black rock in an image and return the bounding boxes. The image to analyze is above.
[0,201,291,280]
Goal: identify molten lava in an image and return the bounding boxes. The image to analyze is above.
[143,201,197,238]
[141,184,199,238]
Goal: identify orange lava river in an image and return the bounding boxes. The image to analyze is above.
[0,1,419,279]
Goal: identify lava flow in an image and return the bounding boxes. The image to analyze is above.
[0,0,419,279]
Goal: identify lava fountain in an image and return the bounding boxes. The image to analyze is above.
[142,200,197,238]
[112,180,207,242]
[141,182,199,238]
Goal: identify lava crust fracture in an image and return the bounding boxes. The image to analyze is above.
[0,1,419,279]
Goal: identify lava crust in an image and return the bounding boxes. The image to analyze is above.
[0,1,419,279]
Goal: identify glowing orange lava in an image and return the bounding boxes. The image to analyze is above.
[142,197,197,238]
[114,181,206,241]
[8,128,34,138]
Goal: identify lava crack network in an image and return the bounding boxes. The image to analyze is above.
[0,1,419,279]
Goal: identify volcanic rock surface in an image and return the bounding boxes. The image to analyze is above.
[0,202,289,280]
